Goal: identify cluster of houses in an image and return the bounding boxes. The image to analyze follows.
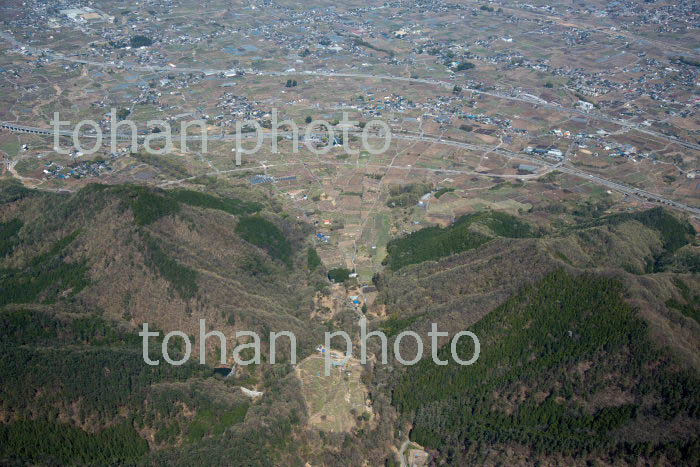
[315,345,351,372]
[525,129,659,163]
[525,147,564,162]
[215,93,262,125]
[249,174,297,185]
[42,158,113,180]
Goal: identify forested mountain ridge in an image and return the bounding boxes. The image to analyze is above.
[368,207,700,465]
[0,179,328,465]
[0,180,323,344]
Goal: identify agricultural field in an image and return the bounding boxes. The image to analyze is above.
[295,353,370,433]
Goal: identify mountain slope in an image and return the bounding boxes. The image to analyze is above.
[393,270,700,465]
[0,179,327,465]
[370,207,700,465]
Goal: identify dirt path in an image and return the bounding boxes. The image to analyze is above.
[397,440,410,467]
